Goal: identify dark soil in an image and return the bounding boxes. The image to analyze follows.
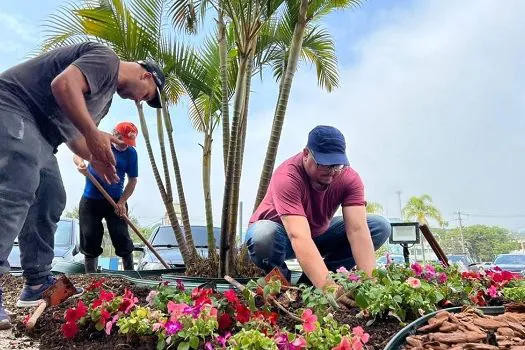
[3,273,404,349]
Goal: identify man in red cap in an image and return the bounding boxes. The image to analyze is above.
[74,121,139,273]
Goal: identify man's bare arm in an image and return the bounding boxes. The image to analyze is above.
[342,205,376,276]
[119,177,137,204]
[281,215,331,288]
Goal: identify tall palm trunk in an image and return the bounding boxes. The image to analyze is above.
[202,130,215,256]
[136,101,191,263]
[162,103,198,259]
[218,0,230,175]
[227,53,253,247]
[253,0,309,211]
[220,55,249,276]
[156,108,173,205]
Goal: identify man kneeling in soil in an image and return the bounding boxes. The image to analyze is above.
[246,125,391,299]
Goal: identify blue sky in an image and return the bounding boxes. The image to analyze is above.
[1,0,525,233]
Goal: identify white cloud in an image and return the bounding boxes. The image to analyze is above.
[59,0,525,233]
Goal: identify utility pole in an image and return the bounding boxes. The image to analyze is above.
[456,210,466,254]
[396,190,402,218]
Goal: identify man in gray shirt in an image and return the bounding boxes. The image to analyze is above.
[0,42,165,328]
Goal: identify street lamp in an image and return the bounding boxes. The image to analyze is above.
[389,222,420,264]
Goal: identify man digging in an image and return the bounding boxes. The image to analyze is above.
[246,125,391,305]
[0,42,165,329]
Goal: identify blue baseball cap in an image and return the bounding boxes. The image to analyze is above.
[306,125,350,166]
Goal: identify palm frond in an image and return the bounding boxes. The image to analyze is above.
[167,0,210,34]
[306,0,363,22]
[300,25,339,91]
[39,1,97,53]
[128,0,168,54]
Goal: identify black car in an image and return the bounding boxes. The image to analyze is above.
[136,225,221,270]
[8,218,84,275]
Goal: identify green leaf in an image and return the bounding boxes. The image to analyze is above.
[178,341,190,350]
[355,292,369,309]
[156,338,166,350]
[393,295,403,303]
[95,320,104,332]
[189,336,199,349]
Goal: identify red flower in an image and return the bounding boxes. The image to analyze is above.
[235,304,251,324]
[62,321,79,339]
[99,290,115,302]
[218,312,233,331]
[223,289,239,304]
[86,278,106,291]
[191,288,213,300]
[65,300,87,323]
[254,310,279,325]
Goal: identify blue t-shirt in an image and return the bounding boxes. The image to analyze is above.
[83,145,138,200]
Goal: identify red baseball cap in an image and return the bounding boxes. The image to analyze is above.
[115,122,139,147]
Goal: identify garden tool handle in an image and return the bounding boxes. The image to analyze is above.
[85,172,170,269]
[26,300,48,330]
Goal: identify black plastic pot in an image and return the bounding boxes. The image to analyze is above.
[383,306,505,350]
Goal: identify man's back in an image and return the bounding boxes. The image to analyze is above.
[0,42,119,147]
[250,153,366,236]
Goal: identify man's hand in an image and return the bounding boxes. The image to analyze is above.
[115,201,127,217]
[323,282,356,310]
[84,130,124,183]
[90,159,120,184]
[76,159,88,176]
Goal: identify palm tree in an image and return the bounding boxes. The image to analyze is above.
[39,0,208,264]
[253,0,363,211]
[402,194,444,261]
[366,201,384,215]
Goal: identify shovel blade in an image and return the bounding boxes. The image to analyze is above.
[42,275,77,306]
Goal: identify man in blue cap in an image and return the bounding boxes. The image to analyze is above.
[246,125,391,300]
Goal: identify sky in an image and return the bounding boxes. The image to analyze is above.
[1,0,524,233]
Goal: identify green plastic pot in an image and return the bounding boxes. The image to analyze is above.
[383,306,505,350]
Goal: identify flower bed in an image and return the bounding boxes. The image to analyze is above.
[5,259,525,350]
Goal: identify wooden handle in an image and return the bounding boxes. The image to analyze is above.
[85,172,170,269]
[26,300,47,330]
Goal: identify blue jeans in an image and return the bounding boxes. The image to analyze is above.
[245,215,391,281]
[0,112,65,285]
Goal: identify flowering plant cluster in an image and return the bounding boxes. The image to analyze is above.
[61,278,370,350]
[327,256,522,323]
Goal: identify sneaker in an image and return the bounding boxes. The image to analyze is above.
[16,275,84,308]
[0,289,12,330]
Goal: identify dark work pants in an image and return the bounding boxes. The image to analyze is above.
[79,197,134,258]
[0,112,65,285]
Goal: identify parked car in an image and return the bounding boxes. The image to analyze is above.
[446,254,478,272]
[8,218,84,275]
[492,253,525,276]
[136,225,221,270]
[376,254,414,266]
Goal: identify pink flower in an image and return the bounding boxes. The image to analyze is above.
[487,285,498,298]
[348,274,360,282]
[332,336,351,350]
[291,336,307,348]
[411,263,423,276]
[406,277,421,289]
[336,266,349,274]
[216,332,231,347]
[423,264,436,279]
[301,309,317,333]
[386,253,393,265]
[164,321,183,335]
[105,314,120,335]
[167,301,189,320]
[146,290,159,305]
[352,326,370,344]
[438,272,448,284]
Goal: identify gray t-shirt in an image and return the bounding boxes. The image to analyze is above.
[0,42,119,149]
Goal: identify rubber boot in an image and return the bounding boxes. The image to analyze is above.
[84,257,98,273]
[121,254,134,271]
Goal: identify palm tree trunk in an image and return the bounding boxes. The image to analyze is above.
[135,101,191,264]
[253,0,309,211]
[202,131,215,257]
[156,108,173,206]
[227,53,253,251]
[162,103,198,259]
[218,0,229,175]
[220,55,249,276]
